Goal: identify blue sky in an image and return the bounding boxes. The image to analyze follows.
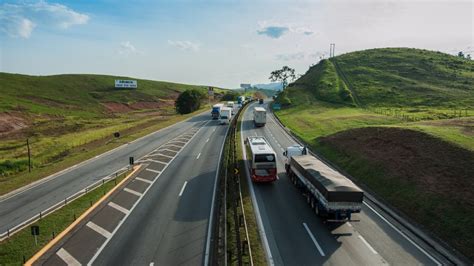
[0,0,472,88]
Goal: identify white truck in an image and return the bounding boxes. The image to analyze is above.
[219,107,232,125]
[253,107,266,127]
[283,145,363,221]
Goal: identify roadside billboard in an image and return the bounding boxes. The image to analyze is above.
[115,80,137,89]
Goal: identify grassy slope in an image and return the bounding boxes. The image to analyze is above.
[274,48,474,260]
[0,73,222,194]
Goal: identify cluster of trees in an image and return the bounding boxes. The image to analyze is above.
[458,51,472,60]
[175,89,205,114]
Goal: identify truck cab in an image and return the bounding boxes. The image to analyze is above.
[283,145,308,170]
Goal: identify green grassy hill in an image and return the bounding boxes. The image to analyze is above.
[0,73,224,194]
[275,48,474,260]
[0,73,211,118]
[290,48,474,108]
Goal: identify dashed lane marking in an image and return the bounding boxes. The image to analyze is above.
[87,221,112,239]
[145,168,161,174]
[108,202,129,215]
[57,248,81,266]
[179,181,188,197]
[206,138,210,143]
[123,187,143,197]
[303,223,326,257]
[136,177,153,184]
[196,153,201,159]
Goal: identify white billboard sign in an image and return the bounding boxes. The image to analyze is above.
[240,83,251,89]
[115,80,137,89]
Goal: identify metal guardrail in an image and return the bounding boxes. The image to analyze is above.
[0,166,131,242]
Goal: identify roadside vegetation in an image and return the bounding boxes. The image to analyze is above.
[0,73,225,195]
[274,48,474,260]
[0,170,130,264]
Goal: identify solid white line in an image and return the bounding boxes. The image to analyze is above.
[358,235,378,254]
[145,168,161,174]
[303,223,325,257]
[88,120,210,266]
[136,177,153,184]
[196,153,201,159]
[204,123,230,266]
[178,181,188,197]
[57,248,81,266]
[147,158,169,164]
[108,202,129,215]
[123,187,143,197]
[87,221,112,239]
[363,202,441,265]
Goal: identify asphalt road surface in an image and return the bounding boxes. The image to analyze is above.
[241,101,449,265]
[0,111,213,235]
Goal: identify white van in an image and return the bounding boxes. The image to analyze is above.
[220,107,232,125]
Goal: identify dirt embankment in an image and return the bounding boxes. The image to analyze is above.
[320,127,474,206]
[0,112,29,136]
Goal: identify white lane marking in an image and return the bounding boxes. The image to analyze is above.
[87,221,112,239]
[347,222,353,227]
[303,223,326,257]
[179,181,188,197]
[149,153,173,159]
[145,168,161,174]
[149,263,154,266]
[57,248,81,266]
[363,202,441,265]
[168,140,187,145]
[204,123,230,266]
[158,148,178,154]
[162,144,183,149]
[213,128,216,132]
[280,148,284,152]
[206,138,210,143]
[136,177,153,184]
[196,153,201,159]
[108,202,129,215]
[123,187,143,197]
[358,235,378,254]
[89,120,210,265]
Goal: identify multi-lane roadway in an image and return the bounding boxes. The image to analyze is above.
[240,101,450,265]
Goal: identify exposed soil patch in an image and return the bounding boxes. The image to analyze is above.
[0,112,30,136]
[102,100,175,113]
[320,127,474,206]
[420,117,474,136]
[24,95,76,110]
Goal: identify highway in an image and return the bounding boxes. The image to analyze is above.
[241,101,449,265]
[0,111,214,236]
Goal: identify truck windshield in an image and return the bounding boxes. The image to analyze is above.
[255,154,275,162]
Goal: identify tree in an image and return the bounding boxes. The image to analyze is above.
[269,66,296,89]
[175,89,203,114]
[221,91,239,101]
[458,51,465,58]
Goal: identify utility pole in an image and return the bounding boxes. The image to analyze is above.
[27,138,31,172]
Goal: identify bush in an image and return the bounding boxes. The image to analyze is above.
[221,91,239,101]
[175,89,202,114]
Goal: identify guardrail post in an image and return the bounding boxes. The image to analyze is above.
[40,211,42,219]
[64,198,67,205]
[7,229,10,237]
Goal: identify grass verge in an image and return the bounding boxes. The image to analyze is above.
[0,170,129,265]
[0,107,208,196]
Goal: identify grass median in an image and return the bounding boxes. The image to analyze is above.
[0,170,130,265]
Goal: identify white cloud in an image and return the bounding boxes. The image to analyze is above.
[168,40,200,51]
[0,1,89,39]
[118,41,142,55]
[257,21,315,39]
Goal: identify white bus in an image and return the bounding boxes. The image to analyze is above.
[246,136,277,182]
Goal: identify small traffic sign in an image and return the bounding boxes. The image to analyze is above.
[234,168,239,175]
[31,225,39,236]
